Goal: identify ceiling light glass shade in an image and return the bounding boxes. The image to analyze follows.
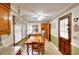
[37,16,45,21]
[38,18,42,21]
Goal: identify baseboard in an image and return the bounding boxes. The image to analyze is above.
[50,42,58,50]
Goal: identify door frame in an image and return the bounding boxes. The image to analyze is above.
[13,15,15,46]
[58,13,72,55]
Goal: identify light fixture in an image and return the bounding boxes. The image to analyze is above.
[38,18,42,21]
[36,11,44,16]
[30,11,47,21]
[37,16,45,21]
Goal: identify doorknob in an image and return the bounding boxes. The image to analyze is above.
[67,24,69,26]
[67,28,70,30]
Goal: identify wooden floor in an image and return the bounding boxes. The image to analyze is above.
[21,40,62,55]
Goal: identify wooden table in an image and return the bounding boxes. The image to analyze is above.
[25,35,45,55]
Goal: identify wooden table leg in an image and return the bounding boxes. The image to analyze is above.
[41,43,44,54]
[27,44,29,55]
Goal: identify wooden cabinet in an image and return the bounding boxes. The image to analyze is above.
[0,3,11,35]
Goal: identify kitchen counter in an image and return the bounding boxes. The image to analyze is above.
[0,46,22,55]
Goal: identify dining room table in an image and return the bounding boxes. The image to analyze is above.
[25,35,45,55]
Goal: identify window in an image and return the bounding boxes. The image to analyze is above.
[60,18,68,39]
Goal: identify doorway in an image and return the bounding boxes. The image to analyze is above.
[41,23,51,41]
[58,13,71,55]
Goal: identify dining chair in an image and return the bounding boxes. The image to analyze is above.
[32,42,40,55]
[39,43,45,54]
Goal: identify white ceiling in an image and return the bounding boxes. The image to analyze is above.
[12,3,74,22]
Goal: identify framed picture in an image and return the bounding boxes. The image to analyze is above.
[32,25,38,32]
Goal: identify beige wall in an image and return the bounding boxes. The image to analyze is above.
[11,4,27,43]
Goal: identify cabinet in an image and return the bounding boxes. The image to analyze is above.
[0,3,11,35]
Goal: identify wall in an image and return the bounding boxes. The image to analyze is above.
[27,22,41,34]
[51,18,58,48]
[14,21,27,44]
[27,22,50,35]
[14,24,22,43]
[11,4,27,43]
[21,23,27,39]
[51,5,79,55]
